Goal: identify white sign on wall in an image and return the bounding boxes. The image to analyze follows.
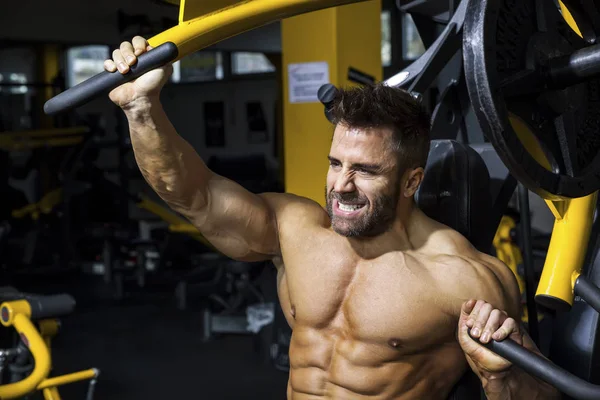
[288,61,330,103]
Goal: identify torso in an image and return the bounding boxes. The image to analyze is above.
[272,199,503,400]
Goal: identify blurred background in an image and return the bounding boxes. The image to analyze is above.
[0,0,556,398]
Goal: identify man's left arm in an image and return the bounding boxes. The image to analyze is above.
[446,252,561,399]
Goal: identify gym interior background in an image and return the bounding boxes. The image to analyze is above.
[0,0,565,398]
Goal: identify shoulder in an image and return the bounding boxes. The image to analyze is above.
[259,192,329,231]
[409,209,521,318]
[427,247,521,320]
[409,208,475,255]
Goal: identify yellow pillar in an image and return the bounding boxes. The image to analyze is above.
[282,0,382,205]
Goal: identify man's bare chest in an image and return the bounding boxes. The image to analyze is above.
[277,245,458,353]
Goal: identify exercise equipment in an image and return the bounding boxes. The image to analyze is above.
[44,43,179,115]
[464,0,600,200]
[0,288,99,399]
[43,0,372,115]
[0,127,87,151]
[43,0,600,397]
[201,260,269,341]
[516,183,540,344]
[0,125,92,271]
[394,0,600,396]
[493,210,549,326]
[494,214,526,296]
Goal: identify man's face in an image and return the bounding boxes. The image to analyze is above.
[325,124,403,237]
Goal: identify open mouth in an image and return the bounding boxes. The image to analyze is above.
[333,199,367,216]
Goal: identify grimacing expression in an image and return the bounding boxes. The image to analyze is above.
[325,124,403,237]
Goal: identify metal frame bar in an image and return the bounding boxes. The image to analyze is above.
[147,0,369,60]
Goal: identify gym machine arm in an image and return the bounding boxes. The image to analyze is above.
[0,293,99,400]
[477,324,600,400]
[43,0,370,115]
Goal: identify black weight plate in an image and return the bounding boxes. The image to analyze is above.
[463,0,600,199]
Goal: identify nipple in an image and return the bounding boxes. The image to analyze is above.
[291,305,296,319]
[388,338,402,349]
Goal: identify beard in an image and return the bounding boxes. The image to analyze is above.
[325,185,400,238]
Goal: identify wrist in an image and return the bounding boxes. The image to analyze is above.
[122,95,160,118]
[477,365,515,394]
[480,368,513,394]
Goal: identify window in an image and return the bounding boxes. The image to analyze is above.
[172,51,224,83]
[0,47,36,94]
[231,52,275,75]
[0,73,28,94]
[381,10,392,67]
[402,13,426,60]
[67,45,110,88]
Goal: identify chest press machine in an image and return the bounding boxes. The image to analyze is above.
[31,0,600,399]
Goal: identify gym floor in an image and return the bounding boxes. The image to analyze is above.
[8,274,289,400]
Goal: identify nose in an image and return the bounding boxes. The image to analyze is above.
[333,170,356,193]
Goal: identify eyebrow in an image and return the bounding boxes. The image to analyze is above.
[327,156,382,172]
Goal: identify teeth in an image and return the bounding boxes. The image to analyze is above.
[339,202,364,212]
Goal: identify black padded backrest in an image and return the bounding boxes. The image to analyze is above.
[415,140,493,253]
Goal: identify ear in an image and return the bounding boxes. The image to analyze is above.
[403,167,425,197]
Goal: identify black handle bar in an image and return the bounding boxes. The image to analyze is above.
[476,335,600,399]
[43,42,179,115]
[0,290,76,320]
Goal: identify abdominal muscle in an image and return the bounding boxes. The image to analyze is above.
[286,326,467,400]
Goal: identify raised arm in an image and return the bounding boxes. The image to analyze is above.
[106,36,280,261]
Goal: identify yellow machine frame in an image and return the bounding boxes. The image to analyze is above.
[0,300,98,400]
[510,109,597,309]
[0,127,87,151]
[146,0,370,60]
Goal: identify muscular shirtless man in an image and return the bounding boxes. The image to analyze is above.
[105,37,561,399]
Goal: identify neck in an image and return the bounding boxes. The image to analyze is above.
[347,198,416,259]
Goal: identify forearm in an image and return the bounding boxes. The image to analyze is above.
[482,367,561,400]
[122,96,211,214]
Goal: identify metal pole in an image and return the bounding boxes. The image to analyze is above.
[518,183,540,345]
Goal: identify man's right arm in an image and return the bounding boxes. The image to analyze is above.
[107,36,281,262]
[124,98,281,261]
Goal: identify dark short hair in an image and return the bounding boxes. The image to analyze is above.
[329,83,431,171]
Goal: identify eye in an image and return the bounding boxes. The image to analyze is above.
[329,160,341,168]
[356,168,375,175]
